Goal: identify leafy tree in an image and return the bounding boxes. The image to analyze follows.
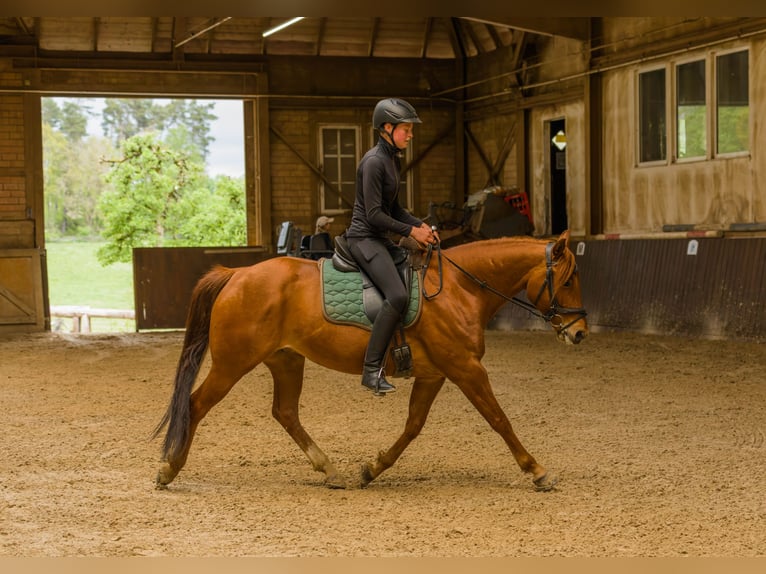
[178,175,247,246]
[100,99,159,144]
[101,99,215,158]
[42,98,90,142]
[97,133,245,265]
[42,96,244,255]
[42,122,115,238]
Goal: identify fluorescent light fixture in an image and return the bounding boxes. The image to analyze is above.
[262,17,305,38]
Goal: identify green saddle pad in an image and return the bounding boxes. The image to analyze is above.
[320,259,421,329]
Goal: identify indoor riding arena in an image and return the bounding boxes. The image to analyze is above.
[0,327,764,557]
[1,16,765,562]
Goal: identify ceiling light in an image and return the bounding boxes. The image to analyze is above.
[262,17,305,38]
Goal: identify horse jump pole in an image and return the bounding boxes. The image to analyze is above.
[50,306,135,333]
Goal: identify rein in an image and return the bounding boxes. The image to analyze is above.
[420,241,587,331]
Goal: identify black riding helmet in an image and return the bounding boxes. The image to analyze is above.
[373,98,421,149]
[373,98,421,129]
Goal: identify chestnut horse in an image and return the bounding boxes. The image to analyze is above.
[153,230,588,491]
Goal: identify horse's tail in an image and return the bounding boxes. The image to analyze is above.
[151,264,237,462]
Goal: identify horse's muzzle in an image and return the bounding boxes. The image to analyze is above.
[560,327,587,345]
[570,329,587,344]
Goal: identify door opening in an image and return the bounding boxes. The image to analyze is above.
[548,118,568,234]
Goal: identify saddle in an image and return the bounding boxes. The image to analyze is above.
[320,235,421,377]
[330,235,413,320]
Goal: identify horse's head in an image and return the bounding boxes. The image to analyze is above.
[525,231,588,345]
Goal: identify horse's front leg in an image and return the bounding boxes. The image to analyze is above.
[264,349,346,489]
[361,375,445,487]
[450,361,557,491]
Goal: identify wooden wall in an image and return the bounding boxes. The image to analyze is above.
[597,18,766,234]
[2,18,765,338]
[491,235,766,341]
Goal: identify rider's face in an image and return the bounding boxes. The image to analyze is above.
[384,123,414,150]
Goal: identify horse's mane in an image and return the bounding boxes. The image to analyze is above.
[443,235,546,254]
[443,235,577,291]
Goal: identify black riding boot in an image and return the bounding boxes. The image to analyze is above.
[361,300,402,395]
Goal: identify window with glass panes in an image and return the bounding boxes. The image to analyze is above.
[676,59,707,160]
[716,50,749,155]
[638,67,667,164]
[319,126,359,212]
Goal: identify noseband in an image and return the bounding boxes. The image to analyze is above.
[421,241,587,333]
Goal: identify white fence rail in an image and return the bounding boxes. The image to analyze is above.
[50,305,135,333]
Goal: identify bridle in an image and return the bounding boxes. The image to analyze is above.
[420,240,587,332]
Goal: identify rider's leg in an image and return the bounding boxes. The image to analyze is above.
[349,239,408,395]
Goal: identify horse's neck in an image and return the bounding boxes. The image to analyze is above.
[448,238,544,295]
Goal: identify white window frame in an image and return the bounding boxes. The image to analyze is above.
[318,124,361,214]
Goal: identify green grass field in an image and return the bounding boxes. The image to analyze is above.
[46,240,135,332]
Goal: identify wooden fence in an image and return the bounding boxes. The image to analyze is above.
[50,305,135,333]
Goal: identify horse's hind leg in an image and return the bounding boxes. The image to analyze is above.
[265,349,346,489]
[361,375,445,487]
[157,362,249,487]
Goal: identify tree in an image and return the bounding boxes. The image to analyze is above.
[97,133,245,265]
[178,175,247,246]
[101,99,216,158]
[42,98,90,142]
[42,107,116,238]
[42,96,244,252]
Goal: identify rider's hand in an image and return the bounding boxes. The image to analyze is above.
[411,224,438,249]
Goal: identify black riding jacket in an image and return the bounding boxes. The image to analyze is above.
[346,137,423,241]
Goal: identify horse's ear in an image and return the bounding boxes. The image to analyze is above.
[551,230,570,260]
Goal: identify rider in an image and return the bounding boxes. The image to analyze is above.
[346,97,438,394]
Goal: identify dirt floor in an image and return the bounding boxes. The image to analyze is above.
[0,327,764,558]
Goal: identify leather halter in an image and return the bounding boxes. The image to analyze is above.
[421,241,587,333]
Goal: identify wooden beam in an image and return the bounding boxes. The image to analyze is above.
[465,126,497,186]
[420,18,434,59]
[150,17,158,52]
[368,18,380,58]
[15,17,31,36]
[253,76,273,247]
[485,24,503,50]
[486,123,516,188]
[92,17,100,52]
[174,17,231,49]
[460,17,590,40]
[462,20,486,55]
[171,17,186,62]
[316,17,327,56]
[510,32,528,87]
[447,17,467,59]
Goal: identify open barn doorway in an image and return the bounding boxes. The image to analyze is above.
[41,96,245,333]
[547,117,568,235]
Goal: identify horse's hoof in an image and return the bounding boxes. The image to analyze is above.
[155,471,169,490]
[155,465,176,489]
[533,472,558,492]
[360,463,375,488]
[324,474,347,490]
